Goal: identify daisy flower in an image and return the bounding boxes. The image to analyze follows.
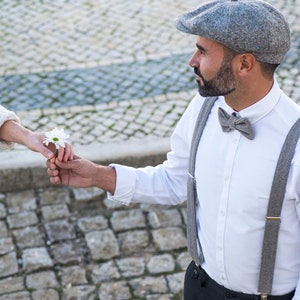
[43,128,70,150]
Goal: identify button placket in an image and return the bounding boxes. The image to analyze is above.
[216,132,240,286]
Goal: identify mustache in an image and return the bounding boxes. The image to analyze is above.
[194,67,204,80]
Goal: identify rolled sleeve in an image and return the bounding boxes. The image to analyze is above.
[107,164,137,205]
[0,106,20,150]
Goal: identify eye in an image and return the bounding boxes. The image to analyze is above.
[196,44,206,56]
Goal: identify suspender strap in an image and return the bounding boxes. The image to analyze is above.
[187,96,217,266]
[258,118,300,295]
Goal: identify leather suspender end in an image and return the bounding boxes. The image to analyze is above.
[266,216,281,221]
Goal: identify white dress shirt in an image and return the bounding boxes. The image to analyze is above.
[109,79,300,298]
[0,105,19,149]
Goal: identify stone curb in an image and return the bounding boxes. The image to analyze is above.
[0,137,170,193]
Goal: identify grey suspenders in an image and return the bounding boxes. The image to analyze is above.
[187,96,300,296]
[187,96,217,267]
[258,118,300,297]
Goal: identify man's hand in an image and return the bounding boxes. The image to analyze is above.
[46,156,117,194]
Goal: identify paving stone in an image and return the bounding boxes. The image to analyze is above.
[0,276,24,294]
[31,289,60,300]
[38,187,71,205]
[117,229,150,253]
[77,215,108,233]
[0,221,8,238]
[147,254,175,275]
[116,257,145,278]
[0,238,14,255]
[166,272,185,294]
[148,209,183,228]
[72,187,105,201]
[6,190,36,213]
[44,220,76,243]
[41,203,70,221]
[146,295,175,300]
[90,261,120,283]
[0,291,31,300]
[7,211,38,229]
[85,229,119,260]
[103,198,126,209]
[99,281,131,300]
[176,252,191,271]
[129,276,168,297]
[22,247,53,272]
[50,240,83,264]
[26,271,58,289]
[180,207,187,226]
[0,203,6,218]
[12,226,45,249]
[111,209,146,232]
[62,285,96,300]
[152,227,187,251]
[0,252,18,278]
[60,266,88,287]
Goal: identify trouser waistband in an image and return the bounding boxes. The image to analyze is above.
[193,262,295,300]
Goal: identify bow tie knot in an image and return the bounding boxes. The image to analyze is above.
[218,107,254,140]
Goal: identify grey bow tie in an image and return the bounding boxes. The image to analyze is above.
[218,107,254,140]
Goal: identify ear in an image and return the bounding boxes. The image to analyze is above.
[237,53,256,73]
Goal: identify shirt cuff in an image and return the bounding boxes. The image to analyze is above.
[0,108,20,150]
[107,164,137,206]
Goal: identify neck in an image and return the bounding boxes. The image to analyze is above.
[224,78,274,112]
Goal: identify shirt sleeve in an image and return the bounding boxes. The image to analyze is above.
[0,105,20,150]
[107,93,204,206]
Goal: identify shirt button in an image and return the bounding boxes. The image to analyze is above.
[225,291,233,298]
[192,269,199,279]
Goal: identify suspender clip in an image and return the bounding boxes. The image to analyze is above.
[188,172,197,186]
[266,216,281,221]
[261,294,268,300]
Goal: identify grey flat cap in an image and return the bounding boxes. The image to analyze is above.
[175,0,290,64]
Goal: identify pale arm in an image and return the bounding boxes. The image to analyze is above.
[0,120,73,161]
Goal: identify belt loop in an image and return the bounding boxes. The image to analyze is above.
[261,294,268,300]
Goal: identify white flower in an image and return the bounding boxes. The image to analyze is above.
[43,128,70,149]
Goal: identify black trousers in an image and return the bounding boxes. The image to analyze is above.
[184,261,295,300]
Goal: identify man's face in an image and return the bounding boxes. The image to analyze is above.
[189,36,237,97]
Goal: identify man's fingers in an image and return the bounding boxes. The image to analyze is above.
[49,176,61,185]
[47,167,59,177]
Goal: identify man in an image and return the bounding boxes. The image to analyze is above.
[0,105,73,161]
[47,0,300,299]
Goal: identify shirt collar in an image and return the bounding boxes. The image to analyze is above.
[218,79,281,124]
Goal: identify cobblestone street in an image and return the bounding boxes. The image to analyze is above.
[0,0,300,299]
[0,186,189,300]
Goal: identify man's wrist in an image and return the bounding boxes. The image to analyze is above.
[94,165,116,194]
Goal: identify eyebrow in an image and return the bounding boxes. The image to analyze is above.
[196,43,206,52]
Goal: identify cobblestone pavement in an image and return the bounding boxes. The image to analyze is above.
[0,0,300,299]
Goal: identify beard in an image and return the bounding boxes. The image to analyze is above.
[194,55,236,97]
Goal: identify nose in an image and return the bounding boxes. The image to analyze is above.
[189,51,199,68]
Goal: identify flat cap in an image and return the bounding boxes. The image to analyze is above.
[175,0,290,64]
